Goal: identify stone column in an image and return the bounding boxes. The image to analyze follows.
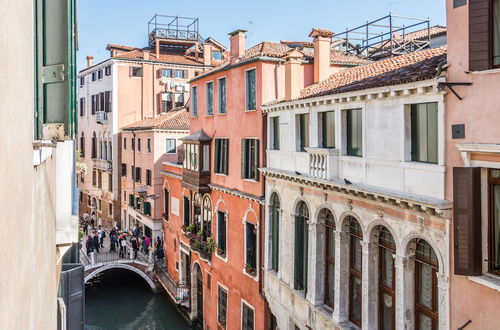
[394,254,413,330]
[361,240,377,329]
[437,272,450,330]
[306,221,321,304]
[333,230,349,323]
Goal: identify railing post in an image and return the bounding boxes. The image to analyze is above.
[90,252,95,265]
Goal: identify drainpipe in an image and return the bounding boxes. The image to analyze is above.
[259,110,269,326]
[141,64,144,120]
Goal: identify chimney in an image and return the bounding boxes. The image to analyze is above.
[143,49,150,60]
[228,29,247,64]
[309,28,333,83]
[284,49,304,101]
[86,55,94,68]
[203,43,213,66]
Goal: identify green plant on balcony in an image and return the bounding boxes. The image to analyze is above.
[184,223,195,233]
[245,263,256,276]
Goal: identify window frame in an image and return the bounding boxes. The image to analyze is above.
[121,163,127,177]
[130,66,143,77]
[488,169,500,275]
[319,110,335,149]
[270,193,280,272]
[216,210,228,258]
[493,0,500,68]
[348,217,363,328]
[377,227,396,330]
[242,138,259,181]
[245,221,257,276]
[270,116,280,150]
[214,138,229,175]
[147,138,151,154]
[414,239,439,330]
[321,208,336,309]
[218,76,227,114]
[137,138,141,152]
[217,284,228,328]
[206,81,214,116]
[296,113,310,152]
[146,169,152,186]
[192,86,198,117]
[345,108,363,157]
[410,102,438,164]
[165,139,176,154]
[245,68,257,111]
[241,300,255,330]
[294,201,309,292]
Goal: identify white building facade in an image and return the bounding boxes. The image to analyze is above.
[262,50,452,330]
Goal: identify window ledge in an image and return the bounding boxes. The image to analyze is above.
[468,274,500,292]
[215,253,228,263]
[242,268,259,281]
[243,179,259,183]
[214,173,228,177]
[470,68,500,75]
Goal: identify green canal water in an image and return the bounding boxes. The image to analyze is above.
[85,269,191,330]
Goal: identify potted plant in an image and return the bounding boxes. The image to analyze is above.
[245,263,256,275]
[206,237,216,254]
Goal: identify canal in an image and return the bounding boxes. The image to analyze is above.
[85,269,192,330]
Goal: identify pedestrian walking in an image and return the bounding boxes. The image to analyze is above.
[92,231,99,253]
[90,212,96,228]
[85,235,94,254]
[119,234,127,258]
[142,236,150,255]
[131,237,139,259]
[110,233,116,252]
[83,219,89,235]
[156,246,164,268]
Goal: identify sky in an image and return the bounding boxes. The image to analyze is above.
[77,0,446,71]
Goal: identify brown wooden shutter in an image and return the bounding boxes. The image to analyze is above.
[469,0,492,71]
[453,167,482,275]
[224,139,229,175]
[254,140,260,181]
[157,68,162,79]
[241,139,246,179]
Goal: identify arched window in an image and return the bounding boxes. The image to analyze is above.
[108,140,112,161]
[202,196,212,239]
[347,216,363,327]
[319,208,335,308]
[270,193,280,272]
[103,140,107,160]
[378,227,396,330]
[294,201,309,293]
[415,239,438,330]
[80,132,85,158]
[91,132,97,158]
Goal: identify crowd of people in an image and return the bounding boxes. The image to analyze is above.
[81,211,165,267]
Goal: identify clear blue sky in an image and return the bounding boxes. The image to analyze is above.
[77,0,446,71]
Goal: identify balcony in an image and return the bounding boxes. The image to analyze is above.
[93,158,112,172]
[305,148,339,180]
[96,111,108,124]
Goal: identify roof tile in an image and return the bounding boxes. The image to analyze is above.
[123,108,190,131]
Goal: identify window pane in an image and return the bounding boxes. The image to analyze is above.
[207,82,214,115]
[411,103,438,163]
[419,314,433,330]
[219,78,226,114]
[351,276,362,323]
[246,69,256,110]
[321,111,335,148]
[381,292,394,330]
[326,262,335,305]
[192,87,198,117]
[347,109,362,156]
[383,249,394,287]
[494,0,500,66]
[271,117,280,150]
[492,184,500,270]
[419,263,433,309]
[298,114,310,151]
[327,227,335,258]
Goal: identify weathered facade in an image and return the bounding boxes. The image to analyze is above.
[262,47,452,329]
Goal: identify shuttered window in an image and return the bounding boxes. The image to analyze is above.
[294,202,309,292]
[297,114,310,151]
[246,69,256,111]
[192,86,198,117]
[320,111,335,148]
[143,202,151,216]
[469,0,499,70]
[217,211,227,257]
[206,81,214,116]
[242,302,254,330]
[218,77,227,114]
[346,109,362,157]
[215,138,229,174]
[453,167,482,275]
[488,169,500,275]
[270,117,280,150]
[411,103,438,163]
[241,139,259,180]
[34,0,77,139]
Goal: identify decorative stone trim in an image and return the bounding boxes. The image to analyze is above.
[208,183,264,204]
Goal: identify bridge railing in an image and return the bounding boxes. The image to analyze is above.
[155,267,190,306]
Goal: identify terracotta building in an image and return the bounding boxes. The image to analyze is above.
[77,15,225,228]
[445,0,500,329]
[160,29,369,329]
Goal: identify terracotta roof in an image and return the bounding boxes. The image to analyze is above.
[123,108,190,131]
[309,28,335,38]
[106,44,136,51]
[298,46,446,99]
[181,129,212,142]
[113,47,208,66]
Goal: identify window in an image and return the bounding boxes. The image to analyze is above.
[202,196,212,239]
[137,138,141,152]
[246,69,256,110]
[203,144,210,172]
[91,95,97,114]
[130,66,143,77]
[135,167,141,183]
[91,132,97,158]
[212,51,222,60]
[321,209,335,308]
[98,69,103,79]
[297,113,310,151]
[294,201,309,291]
[79,76,85,87]
[192,86,198,117]
[123,137,127,150]
[164,189,169,220]
[218,77,226,114]
[131,138,135,151]
[241,139,259,181]
[99,92,105,112]
[161,68,172,77]
[183,196,191,227]
[319,111,335,148]
[108,203,113,216]
[121,163,127,177]
[92,72,96,81]
[217,211,227,257]
[79,132,85,158]
[270,193,280,272]
[415,239,439,330]
[146,169,152,186]
[270,117,280,150]
[104,91,111,112]
[131,165,135,180]
[242,302,255,330]
[206,81,214,115]
[346,109,362,157]
[166,139,176,154]
[214,138,229,174]
[410,103,438,163]
[217,286,228,327]
[92,170,96,186]
[79,97,85,116]
[488,169,500,275]
[494,0,500,67]
[175,69,186,78]
[174,93,184,108]
[105,65,111,76]
[348,217,363,327]
[147,138,151,153]
[184,143,199,171]
[98,171,102,189]
[378,227,395,330]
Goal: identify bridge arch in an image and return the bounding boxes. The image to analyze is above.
[84,263,156,291]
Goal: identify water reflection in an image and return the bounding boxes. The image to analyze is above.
[85,269,191,330]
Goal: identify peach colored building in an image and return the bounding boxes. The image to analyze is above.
[120,109,190,243]
[160,29,369,329]
[445,0,500,329]
[77,15,225,228]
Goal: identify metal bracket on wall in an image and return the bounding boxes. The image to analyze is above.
[437,82,472,100]
[42,64,65,84]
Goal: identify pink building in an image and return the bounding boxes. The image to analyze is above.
[445,0,500,329]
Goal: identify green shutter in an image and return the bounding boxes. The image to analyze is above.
[34,0,77,140]
[214,139,220,173]
[129,194,134,207]
[224,139,229,175]
[241,139,247,179]
[144,202,151,216]
[253,140,259,181]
